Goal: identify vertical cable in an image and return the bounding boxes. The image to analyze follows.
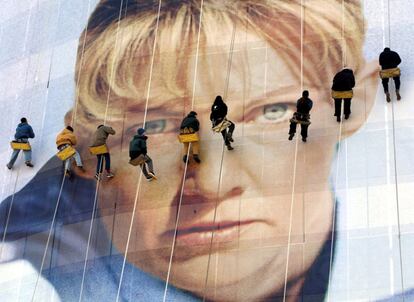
[381,0,395,295]
[0,0,40,259]
[327,1,349,300]
[78,1,127,301]
[341,0,346,68]
[229,17,249,301]
[258,24,269,258]
[387,0,391,48]
[345,121,350,301]
[282,1,304,301]
[0,169,21,260]
[162,1,205,300]
[343,0,350,300]
[387,2,405,299]
[30,1,93,300]
[0,0,59,270]
[72,0,92,125]
[38,0,64,147]
[31,175,67,302]
[390,87,405,301]
[200,20,236,302]
[0,0,59,297]
[2,0,38,177]
[115,1,163,301]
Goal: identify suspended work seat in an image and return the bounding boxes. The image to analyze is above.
[379,67,401,79]
[10,141,31,150]
[178,127,199,143]
[211,118,232,133]
[89,144,108,155]
[331,90,353,99]
[56,145,76,161]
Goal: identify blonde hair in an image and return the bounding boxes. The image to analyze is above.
[74,0,365,120]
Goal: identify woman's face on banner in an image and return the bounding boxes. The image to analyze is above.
[78,26,376,300]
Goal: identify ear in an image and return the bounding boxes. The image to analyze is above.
[64,110,73,127]
[341,60,379,138]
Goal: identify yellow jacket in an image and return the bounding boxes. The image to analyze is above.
[56,128,77,147]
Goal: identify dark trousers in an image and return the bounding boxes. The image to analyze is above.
[221,121,235,145]
[96,153,110,174]
[289,122,309,138]
[334,98,352,117]
[382,76,401,93]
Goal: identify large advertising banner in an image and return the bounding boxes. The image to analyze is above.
[1,0,414,301]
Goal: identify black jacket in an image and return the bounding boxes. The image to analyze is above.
[210,99,228,122]
[331,69,355,91]
[379,50,401,69]
[129,135,147,159]
[297,97,313,114]
[180,114,200,132]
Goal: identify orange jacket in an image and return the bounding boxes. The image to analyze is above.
[56,128,77,147]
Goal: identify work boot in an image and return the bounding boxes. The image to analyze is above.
[386,92,391,102]
[288,134,294,141]
[65,170,72,178]
[396,90,401,101]
[147,172,157,180]
[193,155,201,163]
[25,161,34,168]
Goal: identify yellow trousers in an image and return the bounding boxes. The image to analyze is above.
[183,141,199,156]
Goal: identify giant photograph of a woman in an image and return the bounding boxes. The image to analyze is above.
[0,0,394,301]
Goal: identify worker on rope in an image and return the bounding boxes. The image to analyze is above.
[90,125,116,180]
[129,128,157,181]
[179,111,201,164]
[56,126,85,177]
[288,90,313,142]
[379,47,402,102]
[331,68,356,122]
[0,1,385,301]
[7,117,35,169]
[210,95,235,150]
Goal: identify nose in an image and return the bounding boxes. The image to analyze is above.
[172,140,246,208]
[173,105,248,206]
[170,168,245,222]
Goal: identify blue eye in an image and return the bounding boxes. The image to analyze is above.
[145,119,166,134]
[245,102,294,125]
[263,104,288,120]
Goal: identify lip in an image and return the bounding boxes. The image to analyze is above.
[162,219,262,246]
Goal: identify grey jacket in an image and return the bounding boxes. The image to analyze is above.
[91,126,115,147]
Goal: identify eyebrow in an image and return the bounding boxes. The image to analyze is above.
[122,98,189,119]
[237,85,300,111]
[115,84,301,119]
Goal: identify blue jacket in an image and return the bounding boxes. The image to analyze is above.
[14,122,35,140]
